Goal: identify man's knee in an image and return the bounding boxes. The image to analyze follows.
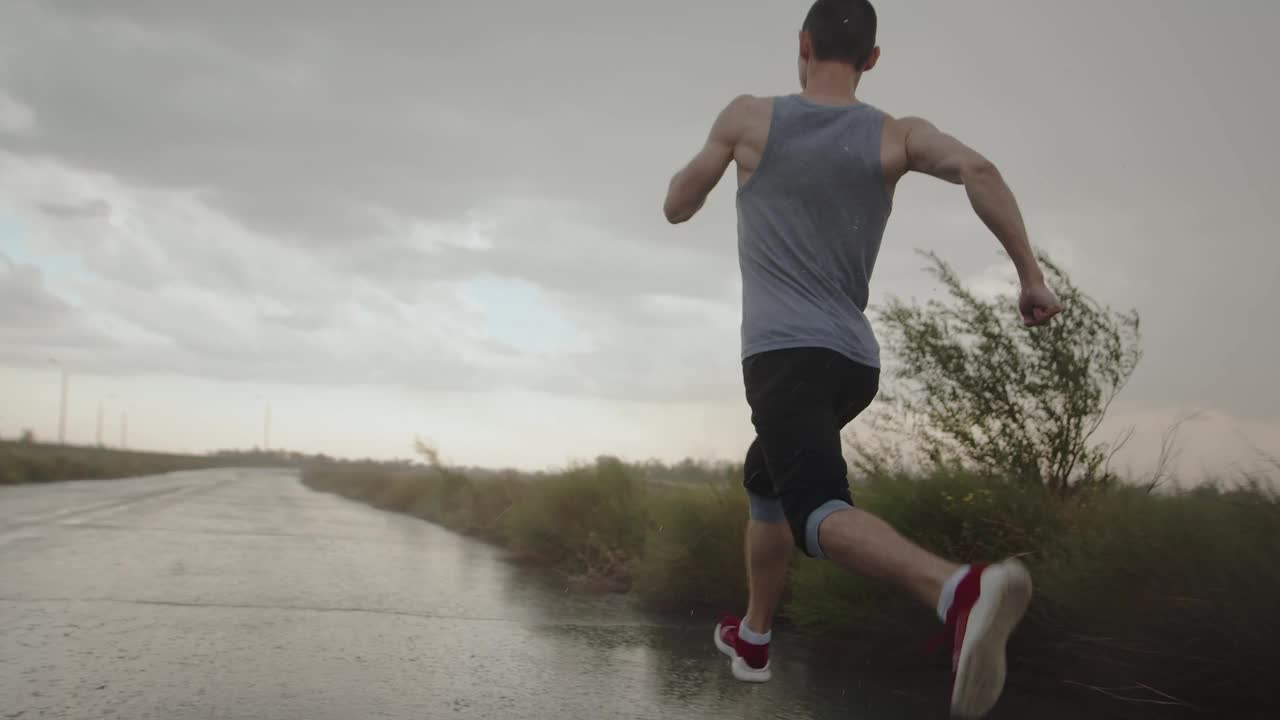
[782,486,854,560]
[800,498,853,559]
[746,438,853,558]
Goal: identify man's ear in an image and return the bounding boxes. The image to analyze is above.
[863,46,881,72]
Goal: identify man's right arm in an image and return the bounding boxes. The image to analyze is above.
[899,117,1061,326]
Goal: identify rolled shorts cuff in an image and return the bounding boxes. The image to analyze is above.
[805,499,854,559]
[746,491,786,523]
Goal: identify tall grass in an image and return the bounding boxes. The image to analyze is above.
[633,474,748,613]
[1029,482,1280,710]
[302,456,1279,715]
[0,440,262,484]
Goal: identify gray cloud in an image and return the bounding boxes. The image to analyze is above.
[0,254,72,326]
[38,198,110,220]
[0,1,697,245]
[1,0,1278,424]
[0,255,110,353]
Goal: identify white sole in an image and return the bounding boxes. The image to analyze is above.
[713,623,772,683]
[950,560,1033,719]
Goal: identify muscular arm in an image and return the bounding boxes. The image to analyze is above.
[663,97,746,224]
[901,117,1043,286]
[900,117,1061,325]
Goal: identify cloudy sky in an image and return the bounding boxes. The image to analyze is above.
[1,1,1277,475]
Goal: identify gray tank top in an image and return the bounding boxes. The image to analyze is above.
[736,94,893,368]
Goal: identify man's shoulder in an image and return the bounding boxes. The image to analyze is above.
[711,94,776,137]
[725,93,776,115]
[881,111,929,146]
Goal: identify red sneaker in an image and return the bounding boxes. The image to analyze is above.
[942,560,1034,719]
[713,615,772,682]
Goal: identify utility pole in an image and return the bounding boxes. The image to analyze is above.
[59,368,68,445]
[120,410,128,449]
[254,395,272,452]
[96,394,115,447]
[48,357,68,444]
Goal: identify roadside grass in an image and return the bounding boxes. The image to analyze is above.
[303,457,1279,716]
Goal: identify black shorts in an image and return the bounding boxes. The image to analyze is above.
[742,347,880,554]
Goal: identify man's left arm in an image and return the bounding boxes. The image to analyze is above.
[663,96,746,224]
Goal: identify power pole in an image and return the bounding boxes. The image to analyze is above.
[254,395,272,452]
[49,358,68,445]
[59,368,68,445]
[96,394,115,447]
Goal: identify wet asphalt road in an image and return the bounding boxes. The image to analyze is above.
[1,469,1062,719]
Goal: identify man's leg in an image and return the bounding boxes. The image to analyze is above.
[746,351,966,622]
[715,441,788,682]
[808,500,1030,720]
[743,514,792,635]
[741,439,792,637]
[813,505,960,613]
[746,350,1030,716]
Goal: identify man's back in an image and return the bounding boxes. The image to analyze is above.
[734,94,893,367]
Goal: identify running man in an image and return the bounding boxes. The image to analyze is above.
[662,1,1062,717]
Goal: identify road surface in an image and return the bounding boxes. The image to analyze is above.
[1,469,1060,719]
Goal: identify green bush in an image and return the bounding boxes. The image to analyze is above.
[869,252,1142,495]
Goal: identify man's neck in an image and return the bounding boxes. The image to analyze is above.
[802,62,862,105]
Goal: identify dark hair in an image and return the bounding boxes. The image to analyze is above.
[802,0,878,68]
